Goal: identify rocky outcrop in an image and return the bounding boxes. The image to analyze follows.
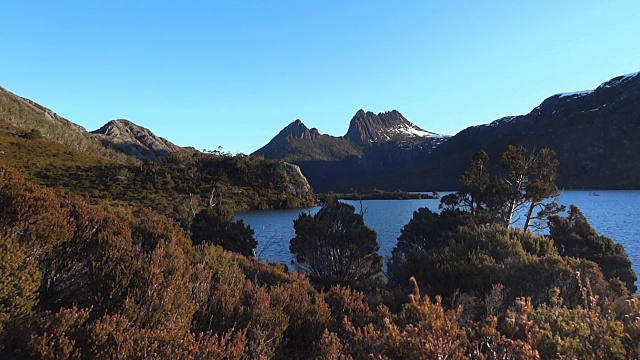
[92,119,191,162]
[275,161,312,198]
[344,109,440,144]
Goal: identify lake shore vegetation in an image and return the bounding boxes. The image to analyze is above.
[1,145,639,358]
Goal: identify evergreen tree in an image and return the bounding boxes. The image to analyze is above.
[442,146,563,229]
[549,205,637,294]
[290,197,382,283]
[387,208,475,285]
[190,205,257,257]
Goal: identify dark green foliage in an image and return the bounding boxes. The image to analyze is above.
[549,205,637,294]
[391,219,620,308]
[387,208,475,285]
[0,121,316,227]
[191,206,257,257]
[389,148,632,310]
[441,146,563,228]
[290,197,383,283]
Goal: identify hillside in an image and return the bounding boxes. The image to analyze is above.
[0,86,135,163]
[254,119,362,161]
[415,71,640,190]
[0,87,316,223]
[92,119,196,162]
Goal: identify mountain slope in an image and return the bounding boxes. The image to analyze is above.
[254,119,362,161]
[416,71,640,190]
[92,119,194,162]
[0,86,134,163]
[0,85,316,215]
[253,71,640,192]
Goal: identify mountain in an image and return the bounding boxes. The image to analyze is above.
[0,86,316,214]
[254,119,362,161]
[0,86,198,163]
[253,72,640,192]
[0,86,135,163]
[253,109,448,191]
[344,109,441,144]
[414,71,640,190]
[92,119,194,162]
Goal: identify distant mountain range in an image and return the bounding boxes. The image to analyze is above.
[253,109,448,191]
[255,109,447,162]
[2,70,640,193]
[254,71,640,191]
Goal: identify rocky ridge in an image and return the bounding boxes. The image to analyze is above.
[92,119,192,162]
[344,109,441,144]
[253,109,446,164]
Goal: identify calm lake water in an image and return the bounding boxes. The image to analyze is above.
[237,191,640,284]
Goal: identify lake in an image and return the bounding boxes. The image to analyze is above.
[237,191,640,284]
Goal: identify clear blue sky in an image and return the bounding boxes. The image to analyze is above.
[2,1,639,154]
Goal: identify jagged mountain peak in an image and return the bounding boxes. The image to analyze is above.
[344,109,441,144]
[253,118,361,162]
[279,119,319,140]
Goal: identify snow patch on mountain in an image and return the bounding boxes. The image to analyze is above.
[558,90,594,98]
[598,72,639,89]
[391,124,440,138]
[483,116,518,127]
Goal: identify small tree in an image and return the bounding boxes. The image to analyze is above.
[549,205,637,294]
[500,145,563,230]
[450,150,491,217]
[289,197,382,283]
[387,208,475,285]
[522,147,563,231]
[442,146,563,230]
[190,205,257,257]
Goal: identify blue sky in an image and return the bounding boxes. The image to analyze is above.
[2,1,639,154]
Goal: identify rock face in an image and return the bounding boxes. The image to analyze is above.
[275,161,312,198]
[344,109,439,144]
[281,119,320,140]
[92,119,190,162]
